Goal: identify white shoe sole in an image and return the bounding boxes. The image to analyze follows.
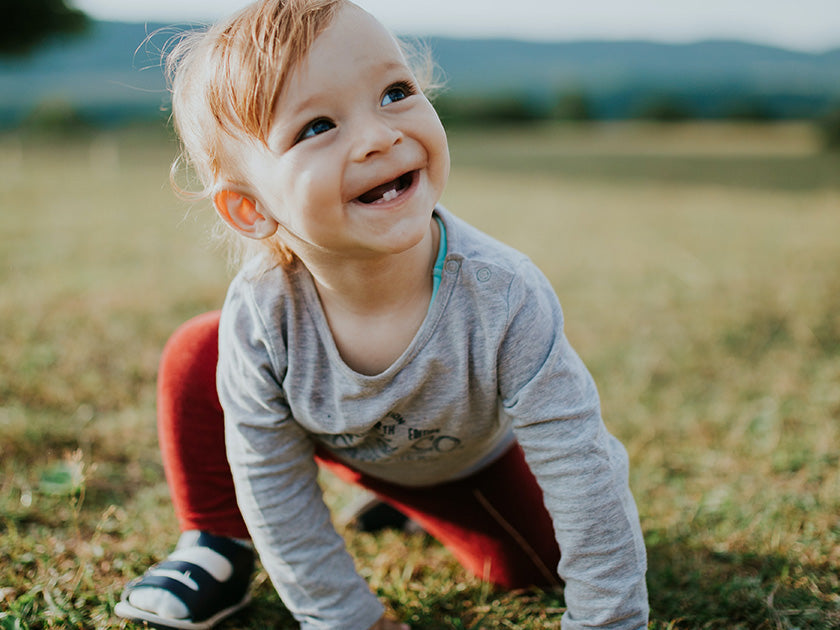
[114,592,251,630]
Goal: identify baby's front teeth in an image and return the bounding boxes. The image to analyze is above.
[382,188,398,202]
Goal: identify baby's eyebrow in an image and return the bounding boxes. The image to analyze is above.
[282,90,332,119]
[377,60,409,74]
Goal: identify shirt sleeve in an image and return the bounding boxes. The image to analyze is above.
[498,261,649,630]
[217,278,384,630]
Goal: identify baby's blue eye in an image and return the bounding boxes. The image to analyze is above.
[297,118,335,142]
[381,82,415,106]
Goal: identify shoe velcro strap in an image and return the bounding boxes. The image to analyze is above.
[131,563,218,622]
[193,532,254,576]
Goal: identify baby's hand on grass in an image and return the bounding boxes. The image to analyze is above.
[368,615,409,630]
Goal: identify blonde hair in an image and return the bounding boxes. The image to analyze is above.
[166,0,440,269]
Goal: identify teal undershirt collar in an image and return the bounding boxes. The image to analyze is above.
[430,215,447,308]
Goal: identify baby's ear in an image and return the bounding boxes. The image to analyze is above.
[213,189,278,239]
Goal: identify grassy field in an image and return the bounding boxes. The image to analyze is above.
[1,121,838,629]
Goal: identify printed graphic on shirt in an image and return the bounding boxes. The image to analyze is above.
[318,410,462,462]
[374,411,405,436]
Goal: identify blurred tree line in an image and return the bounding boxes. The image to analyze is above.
[0,0,89,56]
[19,87,840,152]
[820,108,840,150]
[433,90,840,151]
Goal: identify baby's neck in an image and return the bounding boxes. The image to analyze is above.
[302,221,440,375]
[305,219,439,315]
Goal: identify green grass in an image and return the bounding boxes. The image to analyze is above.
[1,122,838,629]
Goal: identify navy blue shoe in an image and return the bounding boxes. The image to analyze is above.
[115,532,254,629]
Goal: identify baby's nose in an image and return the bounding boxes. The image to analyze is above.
[352,119,402,161]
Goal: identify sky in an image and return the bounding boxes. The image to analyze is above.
[73,0,840,53]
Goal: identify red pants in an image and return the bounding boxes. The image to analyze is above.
[158,311,560,589]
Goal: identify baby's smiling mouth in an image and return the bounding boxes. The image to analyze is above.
[356,171,415,204]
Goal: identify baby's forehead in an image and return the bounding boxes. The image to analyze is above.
[301,4,404,64]
[278,6,409,98]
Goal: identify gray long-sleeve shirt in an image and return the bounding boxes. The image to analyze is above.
[218,206,648,630]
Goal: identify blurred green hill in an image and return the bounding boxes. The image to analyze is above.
[427,38,840,121]
[2,21,839,129]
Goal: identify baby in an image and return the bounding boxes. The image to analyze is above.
[115,1,649,629]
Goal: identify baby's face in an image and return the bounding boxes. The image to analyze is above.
[235,3,450,260]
